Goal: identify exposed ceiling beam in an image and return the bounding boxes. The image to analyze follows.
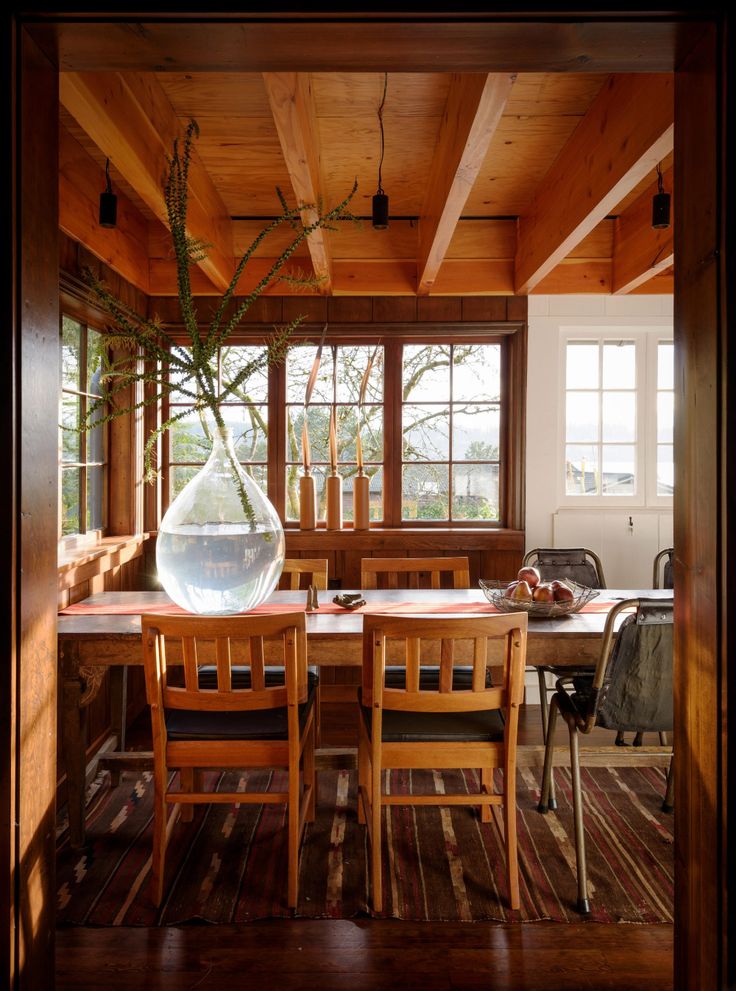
[612,167,674,294]
[263,72,332,294]
[43,20,679,74]
[515,74,674,294]
[59,123,151,293]
[417,73,515,296]
[60,71,235,292]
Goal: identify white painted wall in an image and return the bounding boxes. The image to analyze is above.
[523,294,674,701]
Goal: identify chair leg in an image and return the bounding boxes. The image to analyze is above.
[303,721,316,823]
[179,768,194,823]
[151,779,168,907]
[357,729,368,826]
[662,753,675,813]
[537,669,557,808]
[568,724,590,914]
[503,767,520,911]
[371,755,383,913]
[481,767,493,824]
[287,752,301,911]
[538,695,559,813]
[537,667,550,739]
[314,683,322,749]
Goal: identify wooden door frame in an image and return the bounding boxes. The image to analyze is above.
[5,10,733,991]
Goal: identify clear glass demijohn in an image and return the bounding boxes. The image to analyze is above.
[156,426,284,614]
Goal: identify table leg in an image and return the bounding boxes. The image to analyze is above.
[108,667,129,786]
[60,641,88,848]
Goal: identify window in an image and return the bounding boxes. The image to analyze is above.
[562,333,673,504]
[163,331,516,528]
[60,315,107,537]
[166,345,269,500]
[401,344,501,521]
[285,344,384,522]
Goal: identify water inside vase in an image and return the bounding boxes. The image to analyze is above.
[155,426,285,614]
[157,523,284,615]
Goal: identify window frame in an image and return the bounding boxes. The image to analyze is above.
[59,313,108,546]
[161,324,524,530]
[557,327,674,509]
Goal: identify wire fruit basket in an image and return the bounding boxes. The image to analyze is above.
[478,579,599,618]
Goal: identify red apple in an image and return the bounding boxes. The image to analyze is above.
[505,580,520,596]
[532,583,555,602]
[517,566,541,588]
[551,580,574,602]
[510,580,533,602]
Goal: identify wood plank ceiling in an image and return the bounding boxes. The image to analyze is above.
[58,70,674,296]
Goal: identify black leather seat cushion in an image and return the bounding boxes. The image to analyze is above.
[165,670,318,741]
[197,665,319,692]
[383,665,491,691]
[360,699,505,743]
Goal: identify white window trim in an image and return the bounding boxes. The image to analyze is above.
[557,326,674,510]
[646,333,676,507]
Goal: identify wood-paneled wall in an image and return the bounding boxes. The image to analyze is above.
[284,529,524,588]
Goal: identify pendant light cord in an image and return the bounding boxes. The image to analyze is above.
[656,162,664,194]
[376,73,387,196]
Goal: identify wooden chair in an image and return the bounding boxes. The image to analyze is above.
[280,558,329,591]
[141,611,316,909]
[653,547,674,589]
[358,611,528,913]
[522,547,607,775]
[538,598,674,913]
[361,556,470,590]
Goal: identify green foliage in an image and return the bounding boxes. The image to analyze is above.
[81,119,358,525]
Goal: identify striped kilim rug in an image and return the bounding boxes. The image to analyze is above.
[56,766,673,926]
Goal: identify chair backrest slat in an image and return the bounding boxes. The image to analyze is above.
[250,635,265,692]
[439,639,454,692]
[182,636,198,691]
[215,636,231,692]
[361,556,470,590]
[472,637,486,692]
[406,637,421,692]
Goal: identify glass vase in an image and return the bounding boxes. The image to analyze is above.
[156,426,284,614]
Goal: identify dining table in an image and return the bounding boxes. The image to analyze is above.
[58,587,673,846]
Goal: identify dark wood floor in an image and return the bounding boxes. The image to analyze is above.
[56,704,673,990]
[55,921,673,990]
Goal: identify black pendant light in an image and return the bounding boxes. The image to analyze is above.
[372,73,389,230]
[651,163,671,230]
[99,158,118,229]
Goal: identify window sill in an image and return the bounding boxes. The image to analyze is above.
[58,534,149,592]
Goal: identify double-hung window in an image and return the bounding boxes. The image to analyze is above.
[60,315,107,538]
[163,330,518,528]
[562,332,674,505]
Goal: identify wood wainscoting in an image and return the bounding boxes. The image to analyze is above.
[284,527,524,589]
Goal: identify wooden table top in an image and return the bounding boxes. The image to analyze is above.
[58,588,672,642]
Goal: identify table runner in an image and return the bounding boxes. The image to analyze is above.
[59,597,619,617]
